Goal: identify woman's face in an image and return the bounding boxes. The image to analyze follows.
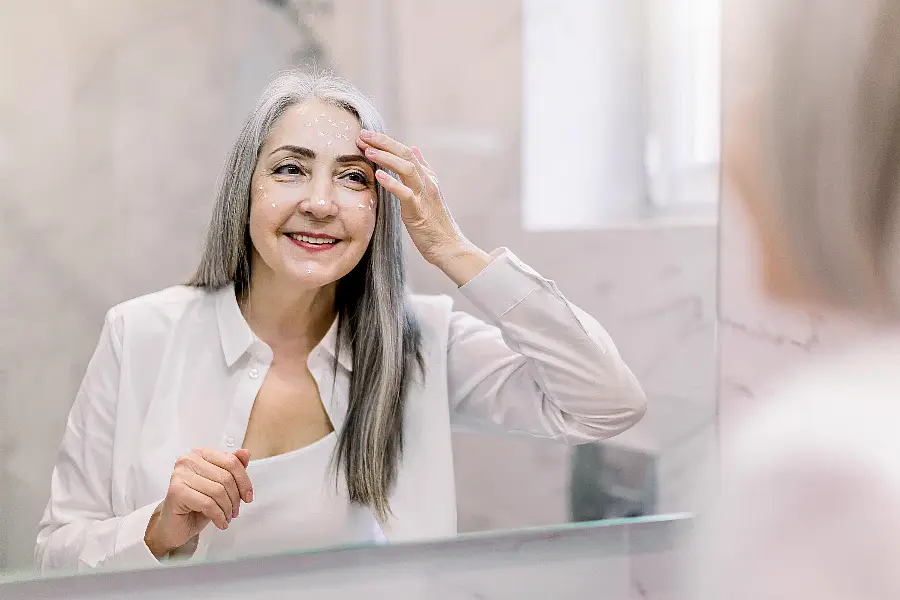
[248,99,378,289]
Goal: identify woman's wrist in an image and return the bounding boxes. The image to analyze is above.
[143,505,173,559]
[430,239,492,287]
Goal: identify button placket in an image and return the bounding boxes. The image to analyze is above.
[222,354,268,452]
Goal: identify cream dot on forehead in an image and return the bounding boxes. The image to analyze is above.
[268,101,362,153]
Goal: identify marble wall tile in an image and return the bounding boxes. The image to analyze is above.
[627,517,692,600]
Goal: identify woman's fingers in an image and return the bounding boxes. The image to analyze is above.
[183,455,241,516]
[233,448,251,468]
[375,169,416,203]
[357,132,431,193]
[363,146,417,180]
[178,485,230,530]
[195,447,254,503]
[182,471,237,521]
[412,146,431,169]
[359,129,415,163]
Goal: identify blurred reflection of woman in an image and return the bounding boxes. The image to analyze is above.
[35,71,646,573]
[696,1,900,598]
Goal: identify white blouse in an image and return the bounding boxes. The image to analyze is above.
[201,433,384,562]
[35,249,646,574]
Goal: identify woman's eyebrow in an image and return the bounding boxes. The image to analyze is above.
[268,145,315,158]
[334,153,369,165]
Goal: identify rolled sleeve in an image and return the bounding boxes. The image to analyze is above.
[459,248,542,319]
[105,502,164,570]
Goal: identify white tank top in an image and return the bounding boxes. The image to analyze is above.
[198,432,384,561]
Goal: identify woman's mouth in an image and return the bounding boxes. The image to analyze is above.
[284,232,340,252]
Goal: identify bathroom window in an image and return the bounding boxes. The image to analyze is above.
[521,0,721,230]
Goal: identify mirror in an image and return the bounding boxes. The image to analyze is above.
[0,0,718,578]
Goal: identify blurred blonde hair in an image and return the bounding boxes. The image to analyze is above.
[750,0,900,318]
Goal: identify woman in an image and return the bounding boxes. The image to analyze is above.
[34,71,645,574]
[695,1,900,598]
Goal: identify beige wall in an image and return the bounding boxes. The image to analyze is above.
[0,0,717,573]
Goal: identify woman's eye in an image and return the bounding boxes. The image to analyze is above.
[343,171,368,185]
[274,164,303,176]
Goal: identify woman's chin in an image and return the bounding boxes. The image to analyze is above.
[276,260,342,289]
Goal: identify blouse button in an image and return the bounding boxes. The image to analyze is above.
[226,437,236,448]
[249,367,260,379]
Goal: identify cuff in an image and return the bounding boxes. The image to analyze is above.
[459,248,543,319]
[107,501,165,570]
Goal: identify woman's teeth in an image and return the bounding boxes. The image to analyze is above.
[287,233,336,245]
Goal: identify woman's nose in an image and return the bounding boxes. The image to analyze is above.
[301,184,337,218]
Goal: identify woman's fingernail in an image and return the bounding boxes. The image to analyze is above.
[365,147,376,157]
[359,129,373,139]
[248,490,254,502]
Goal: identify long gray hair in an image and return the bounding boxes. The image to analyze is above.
[745,0,900,318]
[188,70,423,520]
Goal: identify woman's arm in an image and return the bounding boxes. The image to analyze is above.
[443,247,646,442]
[35,311,164,573]
[355,131,645,442]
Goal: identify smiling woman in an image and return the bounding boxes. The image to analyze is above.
[33,70,646,574]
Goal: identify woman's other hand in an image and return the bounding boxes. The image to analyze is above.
[144,448,253,558]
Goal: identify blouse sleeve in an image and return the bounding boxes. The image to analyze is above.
[446,249,646,443]
[35,310,164,573]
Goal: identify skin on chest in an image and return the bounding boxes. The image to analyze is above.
[241,360,335,460]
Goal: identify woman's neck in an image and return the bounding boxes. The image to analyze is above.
[240,271,337,358]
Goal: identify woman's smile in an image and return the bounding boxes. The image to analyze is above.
[283,231,342,253]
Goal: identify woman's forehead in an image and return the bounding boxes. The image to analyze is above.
[265,101,362,155]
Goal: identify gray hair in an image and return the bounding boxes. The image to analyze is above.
[188,70,423,520]
[750,0,900,318]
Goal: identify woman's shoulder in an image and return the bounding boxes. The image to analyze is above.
[408,293,456,348]
[408,292,456,327]
[699,338,900,600]
[408,293,454,317]
[108,285,220,320]
[102,286,227,349]
[728,333,900,483]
